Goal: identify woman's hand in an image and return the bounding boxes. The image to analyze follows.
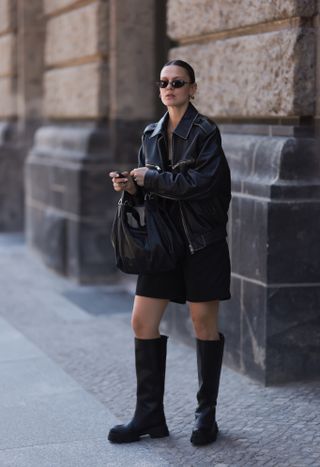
[109,171,137,195]
[130,167,149,187]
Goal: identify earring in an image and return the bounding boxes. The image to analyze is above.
[190,95,195,100]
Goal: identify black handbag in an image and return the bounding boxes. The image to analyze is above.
[111,191,184,274]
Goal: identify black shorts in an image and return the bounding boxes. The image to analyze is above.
[136,239,231,304]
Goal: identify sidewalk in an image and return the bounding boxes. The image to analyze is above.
[0,233,319,467]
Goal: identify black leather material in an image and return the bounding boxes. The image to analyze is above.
[108,336,169,443]
[138,103,231,254]
[111,192,185,274]
[191,333,225,446]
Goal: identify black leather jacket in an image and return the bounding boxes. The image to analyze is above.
[138,103,231,254]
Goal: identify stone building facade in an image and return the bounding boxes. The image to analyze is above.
[0,0,319,385]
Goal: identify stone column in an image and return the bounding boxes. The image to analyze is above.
[25,0,167,283]
[0,0,45,231]
[165,0,319,385]
[0,0,19,230]
[108,0,165,164]
[16,0,45,142]
[25,0,112,282]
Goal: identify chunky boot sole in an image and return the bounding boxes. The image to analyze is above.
[190,422,218,446]
[108,423,169,444]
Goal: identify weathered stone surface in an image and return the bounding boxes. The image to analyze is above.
[0,34,16,75]
[241,280,267,383]
[0,77,17,118]
[170,27,315,117]
[0,0,16,33]
[42,208,67,274]
[43,0,83,15]
[168,0,316,39]
[30,125,111,161]
[231,196,268,283]
[266,286,320,384]
[45,2,108,66]
[16,1,45,124]
[25,124,118,281]
[224,134,320,199]
[0,137,24,231]
[268,201,320,283]
[44,63,108,118]
[109,0,157,120]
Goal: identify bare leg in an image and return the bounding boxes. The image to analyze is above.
[131,295,169,339]
[189,300,220,340]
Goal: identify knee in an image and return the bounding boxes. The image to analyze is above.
[191,316,209,339]
[191,313,219,340]
[131,312,159,339]
[131,313,144,335]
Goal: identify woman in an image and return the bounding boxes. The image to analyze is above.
[108,60,231,446]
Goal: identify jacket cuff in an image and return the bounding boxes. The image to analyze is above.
[144,170,158,191]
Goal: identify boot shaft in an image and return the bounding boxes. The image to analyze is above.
[196,333,225,409]
[134,335,168,407]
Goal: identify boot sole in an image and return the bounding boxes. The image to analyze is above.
[108,424,169,444]
[190,427,218,446]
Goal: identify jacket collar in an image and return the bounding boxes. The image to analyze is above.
[150,103,199,140]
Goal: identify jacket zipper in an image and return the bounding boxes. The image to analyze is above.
[146,163,161,172]
[179,202,194,254]
[147,136,194,253]
[171,135,194,254]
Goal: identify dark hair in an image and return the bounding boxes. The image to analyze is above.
[162,59,196,83]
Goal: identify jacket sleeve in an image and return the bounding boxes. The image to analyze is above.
[129,137,146,204]
[143,128,227,200]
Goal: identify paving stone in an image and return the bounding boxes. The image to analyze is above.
[0,233,319,467]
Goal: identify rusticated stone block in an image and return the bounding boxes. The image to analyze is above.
[44,62,108,118]
[25,124,118,282]
[0,0,16,33]
[0,77,17,118]
[231,196,268,283]
[45,2,108,66]
[268,201,320,283]
[168,0,316,39]
[0,34,16,75]
[266,286,320,384]
[169,27,315,117]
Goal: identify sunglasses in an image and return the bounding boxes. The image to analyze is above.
[156,79,192,89]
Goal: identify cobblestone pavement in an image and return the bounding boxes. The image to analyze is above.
[0,234,320,467]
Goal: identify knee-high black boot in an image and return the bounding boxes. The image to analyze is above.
[108,335,169,443]
[190,333,225,446]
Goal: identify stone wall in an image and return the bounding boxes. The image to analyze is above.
[168,0,316,118]
[0,0,17,119]
[25,0,112,281]
[0,0,20,231]
[43,0,109,119]
[25,0,166,282]
[165,0,319,384]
